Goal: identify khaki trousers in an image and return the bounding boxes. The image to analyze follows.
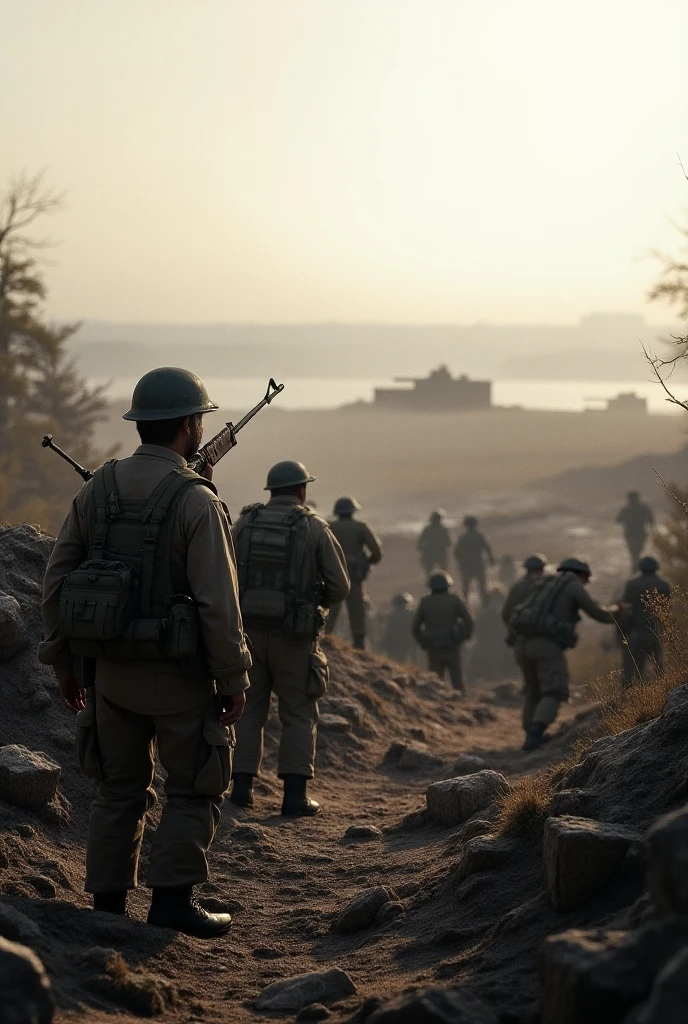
[515,636,569,731]
[459,565,488,607]
[79,667,231,893]
[326,581,367,642]
[427,647,464,692]
[233,628,323,778]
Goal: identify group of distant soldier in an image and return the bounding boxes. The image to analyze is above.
[37,367,672,940]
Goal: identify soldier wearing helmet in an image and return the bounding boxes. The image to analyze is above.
[326,496,382,650]
[39,368,252,938]
[412,571,474,693]
[507,555,629,751]
[501,554,549,627]
[618,556,671,686]
[417,510,451,574]
[453,515,495,606]
[616,491,654,571]
[380,592,417,664]
[230,461,349,818]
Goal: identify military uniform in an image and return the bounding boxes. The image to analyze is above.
[412,578,473,692]
[232,493,349,786]
[417,517,451,573]
[326,506,382,649]
[453,523,493,606]
[616,495,654,570]
[40,444,251,895]
[619,565,671,686]
[380,594,417,664]
[502,574,543,626]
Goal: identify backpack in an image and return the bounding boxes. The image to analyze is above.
[57,460,210,670]
[236,503,325,640]
[508,573,578,649]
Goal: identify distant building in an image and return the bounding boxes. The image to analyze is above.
[585,391,648,414]
[374,365,492,411]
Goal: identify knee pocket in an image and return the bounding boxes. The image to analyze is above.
[539,660,569,699]
[194,719,235,797]
[75,701,103,781]
[306,646,329,699]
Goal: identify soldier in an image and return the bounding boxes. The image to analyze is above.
[230,461,349,816]
[467,586,515,682]
[618,556,672,686]
[38,368,252,938]
[417,510,451,573]
[412,571,474,693]
[325,496,382,649]
[501,554,548,626]
[453,515,495,606]
[507,557,628,751]
[380,592,417,664]
[616,491,654,570]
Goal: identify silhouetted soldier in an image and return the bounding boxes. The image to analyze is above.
[453,516,494,606]
[501,554,548,626]
[616,491,654,570]
[412,571,473,693]
[618,556,671,686]
[417,510,451,573]
[381,592,417,664]
[326,497,382,649]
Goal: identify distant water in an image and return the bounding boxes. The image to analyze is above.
[93,376,688,415]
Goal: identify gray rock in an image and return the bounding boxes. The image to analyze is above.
[0,904,43,945]
[375,901,405,926]
[451,754,487,776]
[456,836,517,881]
[543,816,639,912]
[0,746,61,811]
[426,771,510,827]
[344,824,382,840]
[398,745,443,772]
[493,681,521,705]
[550,789,598,819]
[455,818,493,844]
[0,594,28,662]
[318,714,351,732]
[256,968,357,1011]
[0,935,54,1023]
[383,742,407,764]
[646,803,688,916]
[335,886,393,933]
[367,986,498,1023]
[295,1004,331,1022]
[633,946,688,1024]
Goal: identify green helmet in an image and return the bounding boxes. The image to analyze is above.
[523,553,547,570]
[334,496,361,516]
[430,509,445,523]
[429,570,453,591]
[122,367,219,422]
[392,591,414,609]
[638,555,659,573]
[264,460,316,491]
[464,515,478,528]
[558,556,592,577]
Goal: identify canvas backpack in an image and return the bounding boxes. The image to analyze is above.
[508,573,578,649]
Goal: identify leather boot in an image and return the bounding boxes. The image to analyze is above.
[93,890,128,915]
[281,774,320,817]
[523,722,547,752]
[147,886,232,938]
[353,635,366,650]
[229,772,254,808]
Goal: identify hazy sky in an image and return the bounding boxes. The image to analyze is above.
[3,0,687,323]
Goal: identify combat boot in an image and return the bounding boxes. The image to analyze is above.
[147,886,232,938]
[229,772,254,808]
[93,891,128,915]
[281,775,320,817]
[523,723,547,752]
[353,635,366,650]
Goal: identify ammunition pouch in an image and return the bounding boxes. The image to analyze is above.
[58,559,134,643]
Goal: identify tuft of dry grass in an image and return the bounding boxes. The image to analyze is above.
[495,771,553,838]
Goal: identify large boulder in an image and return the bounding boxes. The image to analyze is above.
[255,969,357,1011]
[632,946,688,1024]
[334,886,393,933]
[0,594,29,662]
[426,771,510,827]
[543,816,639,912]
[645,803,688,916]
[367,986,498,1023]
[0,746,61,810]
[0,935,54,1024]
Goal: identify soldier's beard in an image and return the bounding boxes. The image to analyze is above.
[185,417,203,459]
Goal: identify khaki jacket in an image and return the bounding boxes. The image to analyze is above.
[502,573,541,625]
[328,517,382,566]
[454,529,493,569]
[412,590,474,646]
[551,574,616,626]
[620,572,671,630]
[39,445,252,695]
[233,494,350,610]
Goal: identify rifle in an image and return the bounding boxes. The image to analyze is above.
[42,377,285,480]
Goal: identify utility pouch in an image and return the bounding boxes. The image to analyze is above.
[58,559,134,642]
[75,700,102,781]
[165,595,200,659]
[307,645,329,699]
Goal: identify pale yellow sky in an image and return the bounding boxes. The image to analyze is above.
[2,0,687,323]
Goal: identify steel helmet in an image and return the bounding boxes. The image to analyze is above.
[464,515,478,528]
[264,461,316,491]
[392,592,414,609]
[429,570,453,591]
[122,367,219,422]
[430,509,445,523]
[638,555,660,573]
[558,557,592,576]
[627,490,640,501]
[334,496,361,516]
[523,553,547,570]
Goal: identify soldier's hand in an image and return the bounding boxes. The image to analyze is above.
[218,691,246,725]
[60,677,86,713]
[201,464,214,482]
[616,602,632,614]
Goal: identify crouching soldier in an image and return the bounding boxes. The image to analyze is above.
[230,461,349,816]
[412,571,474,693]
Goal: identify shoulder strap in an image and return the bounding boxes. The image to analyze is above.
[90,460,120,560]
